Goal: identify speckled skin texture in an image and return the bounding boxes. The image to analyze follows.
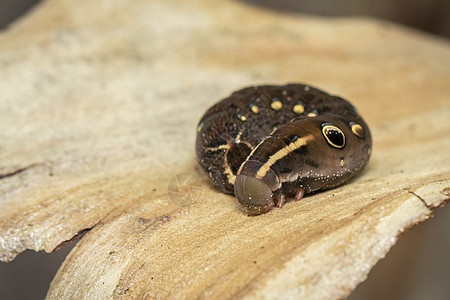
[196,84,372,214]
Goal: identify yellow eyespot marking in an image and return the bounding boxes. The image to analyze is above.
[250,104,260,114]
[322,125,345,149]
[307,112,317,117]
[293,103,305,114]
[340,158,344,167]
[255,135,314,178]
[238,114,247,121]
[271,99,283,111]
[350,122,365,139]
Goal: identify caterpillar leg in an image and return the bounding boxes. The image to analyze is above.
[295,188,305,201]
[275,194,286,208]
[260,202,274,214]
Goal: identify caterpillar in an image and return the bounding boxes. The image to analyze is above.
[196,84,372,215]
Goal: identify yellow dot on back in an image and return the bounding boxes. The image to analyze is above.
[307,112,317,117]
[271,99,283,111]
[239,114,247,121]
[250,104,259,114]
[293,103,305,114]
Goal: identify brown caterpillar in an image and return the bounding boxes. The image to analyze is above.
[196,84,372,215]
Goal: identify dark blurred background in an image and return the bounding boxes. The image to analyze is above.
[0,0,41,30]
[0,0,449,299]
[240,0,450,38]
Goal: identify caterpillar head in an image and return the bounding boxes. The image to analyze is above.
[234,160,280,215]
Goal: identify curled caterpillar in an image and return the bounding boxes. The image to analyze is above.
[196,84,372,215]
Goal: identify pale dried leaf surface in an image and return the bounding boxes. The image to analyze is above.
[0,0,449,299]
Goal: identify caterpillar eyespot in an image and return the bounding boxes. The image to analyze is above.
[196,84,372,215]
[322,124,345,149]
